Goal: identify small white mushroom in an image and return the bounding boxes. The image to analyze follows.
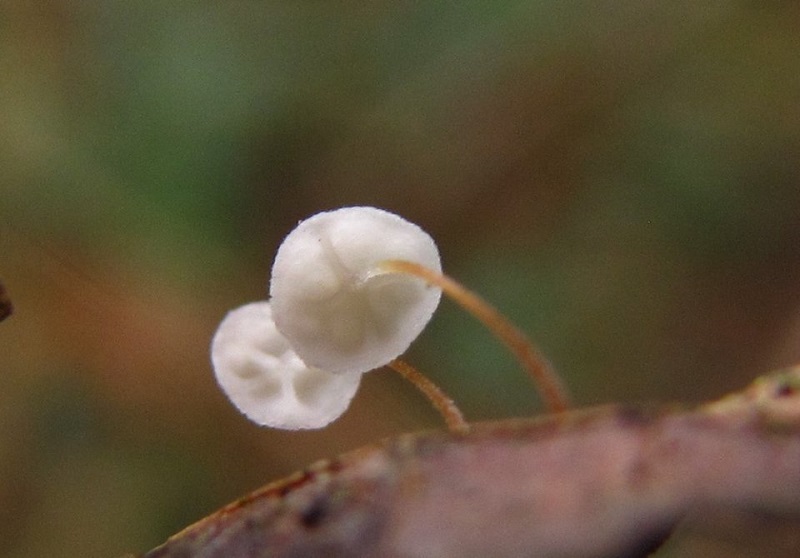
[270,206,442,375]
[210,301,361,430]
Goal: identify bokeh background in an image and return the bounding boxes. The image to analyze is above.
[2,2,800,557]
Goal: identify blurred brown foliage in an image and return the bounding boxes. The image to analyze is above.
[1,2,800,557]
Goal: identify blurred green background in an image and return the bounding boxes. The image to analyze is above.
[2,2,800,557]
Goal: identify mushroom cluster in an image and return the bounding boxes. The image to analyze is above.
[212,206,570,432]
[211,207,444,430]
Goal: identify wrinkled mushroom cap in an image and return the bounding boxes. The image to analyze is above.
[270,206,442,374]
[211,301,361,429]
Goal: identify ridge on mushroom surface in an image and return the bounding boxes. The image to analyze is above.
[211,301,361,430]
[270,206,442,375]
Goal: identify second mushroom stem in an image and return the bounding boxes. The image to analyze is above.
[387,359,470,434]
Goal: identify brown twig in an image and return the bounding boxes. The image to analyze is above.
[143,366,800,558]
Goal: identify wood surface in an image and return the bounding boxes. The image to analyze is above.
[143,367,800,558]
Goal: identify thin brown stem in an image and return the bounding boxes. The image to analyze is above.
[388,359,470,434]
[380,260,571,413]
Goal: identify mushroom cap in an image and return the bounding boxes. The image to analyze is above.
[270,206,442,375]
[211,301,361,429]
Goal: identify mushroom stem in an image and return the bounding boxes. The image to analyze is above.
[387,359,470,434]
[379,259,571,414]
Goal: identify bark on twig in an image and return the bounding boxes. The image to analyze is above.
[143,367,800,558]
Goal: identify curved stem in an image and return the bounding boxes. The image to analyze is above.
[380,259,571,413]
[388,359,470,434]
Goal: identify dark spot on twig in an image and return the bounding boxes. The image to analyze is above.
[775,382,796,398]
[613,522,677,558]
[616,406,652,427]
[0,280,12,322]
[627,457,653,489]
[300,496,328,528]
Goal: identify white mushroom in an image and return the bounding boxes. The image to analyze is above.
[210,301,361,430]
[270,206,442,375]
